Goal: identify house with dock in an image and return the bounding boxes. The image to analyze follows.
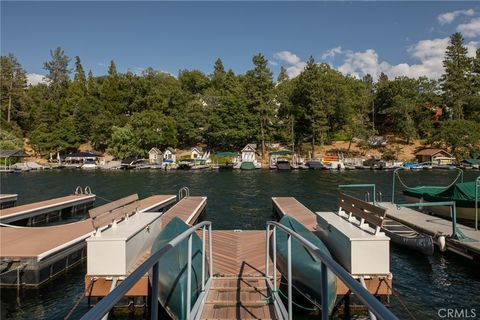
[163,147,176,164]
[148,148,163,165]
[415,148,455,165]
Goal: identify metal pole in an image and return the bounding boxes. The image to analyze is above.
[202,226,206,291]
[209,224,213,278]
[451,202,457,239]
[476,176,479,231]
[321,262,328,320]
[187,234,192,320]
[273,226,277,291]
[392,168,399,204]
[265,225,270,278]
[150,262,159,320]
[287,234,292,320]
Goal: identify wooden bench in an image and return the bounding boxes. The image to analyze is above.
[338,192,387,235]
[88,194,139,231]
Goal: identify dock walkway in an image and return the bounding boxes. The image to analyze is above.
[0,195,176,287]
[0,194,17,209]
[380,202,480,261]
[0,194,95,224]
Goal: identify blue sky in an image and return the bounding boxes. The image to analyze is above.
[1,1,479,84]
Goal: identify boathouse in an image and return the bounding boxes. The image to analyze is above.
[241,144,258,162]
[62,152,98,164]
[148,148,163,165]
[163,147,176,163]
[415,148,454,165]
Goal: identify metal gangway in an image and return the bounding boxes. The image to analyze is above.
[81,221,398,320]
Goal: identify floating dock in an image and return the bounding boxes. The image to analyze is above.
[0,194,17,209]
[272,197,392,297]
[380,202,480,262]
[0,194,176,287]
[0,193,95,225]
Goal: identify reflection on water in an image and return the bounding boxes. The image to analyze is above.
[1,169,479,319]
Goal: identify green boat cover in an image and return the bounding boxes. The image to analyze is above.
[240,161,255,170]
[150,217,204,320]
[270,150,294,156]
[216,151,238,158]
[403,181,479,208]
[274,215,337,315]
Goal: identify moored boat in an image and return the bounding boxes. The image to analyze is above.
[276,159,291,170]
[306,160,326,170]
[381,217,434,255]
[273,215,337,315]
[403,181,479,221]
[150,217,204,320]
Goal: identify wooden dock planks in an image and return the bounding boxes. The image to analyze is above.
[271,197,317,229]
[380,202,480,261]
[161,196,207,226]
[0,194,95,223]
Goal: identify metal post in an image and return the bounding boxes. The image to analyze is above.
[187,234,192,320]
[476,176,479,231]
[208,224,213,277]
[265,225,270,278]
[202,226,206,291]
[321,262,328,320]
[392,168,399,204]
[150,262,159,320]
[273,226,277,291]
[287,234,292,320]
[451,203,457,239]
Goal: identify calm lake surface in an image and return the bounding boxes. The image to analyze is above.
[1,169,479,319]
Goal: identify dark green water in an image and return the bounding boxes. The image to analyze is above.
[1,169,479,319]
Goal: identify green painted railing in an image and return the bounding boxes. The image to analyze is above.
[476,176,480,231]
[396,201,470,241]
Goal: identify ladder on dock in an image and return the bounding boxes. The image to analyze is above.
[81,221,397,320]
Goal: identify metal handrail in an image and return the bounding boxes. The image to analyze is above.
[81,221,213,320]
[265,221,397,320]
[339,184,377,204]
[178,186,190,200]
[396,202,470,241]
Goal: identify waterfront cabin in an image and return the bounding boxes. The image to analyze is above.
[0,150,28,172]
[241,144,258,162]
[148,148,163,165]
[415,148,455,165]
[163,147,177,164]
[62,152,98,165]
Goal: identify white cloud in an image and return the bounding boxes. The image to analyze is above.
[457,17,480,37]
[336,37,478,80]
[321,46,342,60]
[273,51,307,77]
[438,9,474,25]
[27,73,47,86]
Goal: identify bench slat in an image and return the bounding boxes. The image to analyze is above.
[88,194,139,219]
[338,193,386,228]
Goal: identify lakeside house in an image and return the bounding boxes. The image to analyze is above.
[240,144,258,163]
[61,152,98,164]
[163,147,177,164]
[148,148,163,165]
[415,148,455,165]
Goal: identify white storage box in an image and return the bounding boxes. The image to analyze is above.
[86,212,162,276]
[316,211,390,275]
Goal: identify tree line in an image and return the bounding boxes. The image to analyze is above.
[1,32,479,160]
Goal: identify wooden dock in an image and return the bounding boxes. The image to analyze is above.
[380,202,480,262]
[0,194,17,209]
[85,196,207,298]
[0,194,176,287]
[0,193,96,225]
[272,196,392,296]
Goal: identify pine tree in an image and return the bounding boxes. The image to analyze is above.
[245,53,275,157]
[440,33,472,119]
[277,66,289,83]
[0,53,27,123]
[108,60,118,77]
[211,58,226,89]
[43,47,71,93]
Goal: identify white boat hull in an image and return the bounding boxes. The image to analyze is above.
[404,196,478,221]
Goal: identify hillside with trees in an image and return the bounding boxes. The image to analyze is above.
[1,32,479,160]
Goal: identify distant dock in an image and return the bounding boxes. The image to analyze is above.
[380,202,480,262]
[0,193,95,225]
[0,194,176,287]
[0,194,17,209]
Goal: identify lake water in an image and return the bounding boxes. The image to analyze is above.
[1,169,479,319]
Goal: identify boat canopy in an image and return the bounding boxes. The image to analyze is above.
[270,150,294,156]
[216,151,238,158]
[404,182,478,208]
